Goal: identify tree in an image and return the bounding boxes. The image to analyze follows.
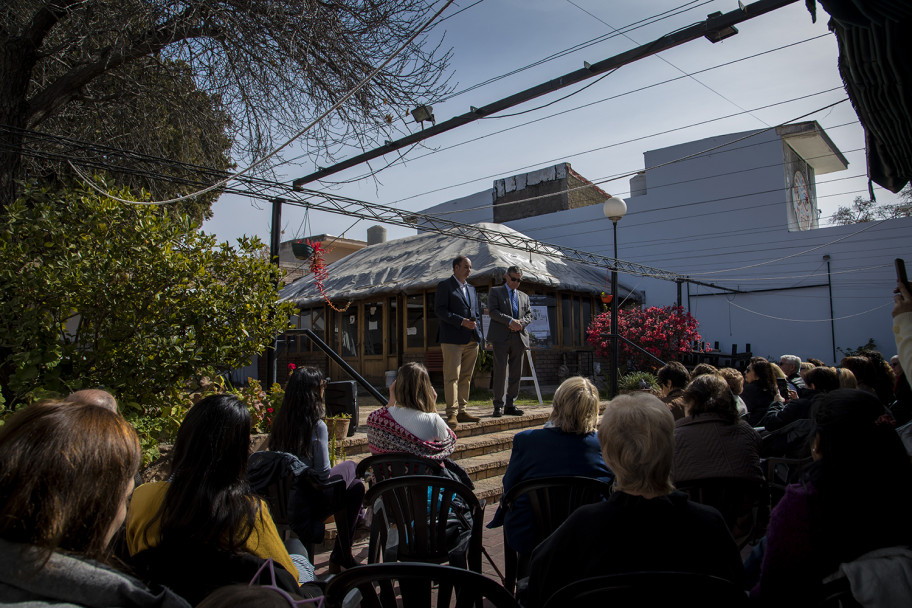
[586,305,702,372]
[832,193,912,225]
[0,0,452,208]
[0,181,296,409]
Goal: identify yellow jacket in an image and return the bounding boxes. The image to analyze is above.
[125,481,298,582]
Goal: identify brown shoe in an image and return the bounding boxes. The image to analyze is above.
[446,414,459,429]
[457,411,480,423]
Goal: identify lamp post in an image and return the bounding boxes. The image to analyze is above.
[603,196,627,398]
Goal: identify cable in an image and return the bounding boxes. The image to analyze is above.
[320,33,833,191]
[726,300,891,322]
[435,0,713,102]
[565,0,770,128]
[68,0,458,206]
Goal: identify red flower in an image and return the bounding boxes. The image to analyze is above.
[288,363,297,370]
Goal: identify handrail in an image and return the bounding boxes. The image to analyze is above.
[282,328,388,405]
[600,332,667,367]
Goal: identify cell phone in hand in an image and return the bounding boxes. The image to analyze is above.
[896,258,911,294]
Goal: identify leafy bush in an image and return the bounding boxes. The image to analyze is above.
[587,305,702,372]
[618,371,658,393]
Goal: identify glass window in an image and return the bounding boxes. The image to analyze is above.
[340,308,358,358]
[299,309,313,351]
[528,293,556,348]
[312,307,325,351]
[561,294,573,346]
[406,294,425,349]
[388,297,398,354]
[363,301,384,356]
[426,293,440,348]
[581,298,592,346]
[572,295,582,347]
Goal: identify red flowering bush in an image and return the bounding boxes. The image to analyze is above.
[586,305,702,372]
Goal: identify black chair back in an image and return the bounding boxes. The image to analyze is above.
[323,562,518,608]
[675,477,769,548]
[363,475,484,572]
[356,453,445,562]
[499,475,614,593]
[356,453,443,484]
[541,571,749,608]
[764,456,813,507]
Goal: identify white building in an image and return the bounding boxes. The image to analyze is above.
[420,121,911,365]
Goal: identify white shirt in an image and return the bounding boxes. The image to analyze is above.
[387,406,451,442]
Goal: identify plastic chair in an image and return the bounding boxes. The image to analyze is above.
[356,453,444,563]
[540,571,749,608]
[764,456,812,507]
[498,475,614,594]
[362,475,485,572]
[322,562,519,608]
[675,477,770,548]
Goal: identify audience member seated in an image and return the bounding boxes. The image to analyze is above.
[837,366,857,389]
[778,355,806,394]
[0,401,189,607]
[741,358,781,426]
[840,355,882,400]
[657,361,690,420]
[525,392,744,607]
[66,388,119,412]
[126,394,302,604]
[672,374,763,483]
[752,389,912,605]
[690,362,719,381]
[807,358,826,367]
[366,362,456,461]
[890,355,912,426]
[487,376,614,556]
[761,366,840,432]
[718,367,749,418]
[770,363,792,402]
[262,366,364,573]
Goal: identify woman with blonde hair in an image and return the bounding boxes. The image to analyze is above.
[526,393,743,607]
[366,362,456,460]
[487,376,614,557]
[0,401,189,607]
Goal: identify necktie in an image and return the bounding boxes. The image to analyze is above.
[511,289,518,318]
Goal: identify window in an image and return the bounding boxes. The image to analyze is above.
[561,294,573,346]
[340,308,358,358]
[426,293,439,348]
[406,294,425,349]
[312,307,325,351]
[388,297,398,354]
[581,298,592,345]
[363,301,384,356]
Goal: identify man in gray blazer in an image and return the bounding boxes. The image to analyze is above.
[487,266,532,417]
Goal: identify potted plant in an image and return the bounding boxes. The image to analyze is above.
[473,348,494,389]
[323,412,352,466]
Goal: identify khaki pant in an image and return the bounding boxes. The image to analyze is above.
[441,341,479,417]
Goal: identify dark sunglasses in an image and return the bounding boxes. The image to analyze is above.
[507,275,522,283]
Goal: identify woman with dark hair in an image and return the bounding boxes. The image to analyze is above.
[840,356,877,397]
[752,389,912,604]
[265,366,364,572]
[126,394,301,604]
[0,401,188,607]
[672,374,763,483]
[741,358,781,426]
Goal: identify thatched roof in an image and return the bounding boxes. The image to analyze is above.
[280,222,640,307]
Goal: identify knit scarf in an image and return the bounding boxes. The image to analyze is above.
[366,407,456,460]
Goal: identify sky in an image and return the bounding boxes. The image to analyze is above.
[202,0,903,254]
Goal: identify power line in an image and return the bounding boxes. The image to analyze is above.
[315,32,832,190]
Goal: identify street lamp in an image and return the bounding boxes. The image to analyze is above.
[603,196,627,398]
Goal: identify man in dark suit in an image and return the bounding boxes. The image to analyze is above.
[487,266,532,417]
[435,255,483,429]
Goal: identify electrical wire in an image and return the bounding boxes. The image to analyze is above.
[726,300,891,322]
[319,33,833,190]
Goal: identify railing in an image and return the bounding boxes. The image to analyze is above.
[281,328,388,405]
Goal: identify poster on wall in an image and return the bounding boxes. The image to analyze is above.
[527,305,550,345]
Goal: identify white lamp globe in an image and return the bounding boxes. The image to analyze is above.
[602,196,627,222]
